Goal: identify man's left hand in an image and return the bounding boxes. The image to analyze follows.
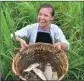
[54,42,68,51]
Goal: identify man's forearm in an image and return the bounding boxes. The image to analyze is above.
[15,37,23,43]
[54,42,68,51]
[15,37,28,48]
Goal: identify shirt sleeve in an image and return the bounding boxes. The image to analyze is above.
[54,27,70,50]
[10,25,31,39]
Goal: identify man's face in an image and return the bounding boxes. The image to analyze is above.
[38,8,53,28]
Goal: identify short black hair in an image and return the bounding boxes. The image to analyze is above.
[38,4,54,16]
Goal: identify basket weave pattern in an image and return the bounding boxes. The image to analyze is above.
[12,43,68,81]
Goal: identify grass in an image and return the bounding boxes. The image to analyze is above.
[1,2,84,81]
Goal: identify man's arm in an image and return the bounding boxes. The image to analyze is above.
[15,37,29,49]
[54,26,69,51]
[54,42,68,51]
[10,25,30,49]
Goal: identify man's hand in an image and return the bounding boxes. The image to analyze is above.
[20,39,29,49]
[16,37,29,49]
[54,42,68,51]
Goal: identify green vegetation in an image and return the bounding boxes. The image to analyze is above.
[1,2,84,81]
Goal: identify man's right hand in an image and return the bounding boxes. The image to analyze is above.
[16,37,29,49]
[20,39,29,49]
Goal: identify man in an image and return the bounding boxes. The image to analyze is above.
[11,4,69,51]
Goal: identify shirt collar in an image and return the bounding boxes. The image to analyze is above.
[38,24,51,32]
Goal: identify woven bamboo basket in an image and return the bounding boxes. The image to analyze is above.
[12,43,68,81]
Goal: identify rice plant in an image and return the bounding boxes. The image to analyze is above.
[1,2,84,81]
